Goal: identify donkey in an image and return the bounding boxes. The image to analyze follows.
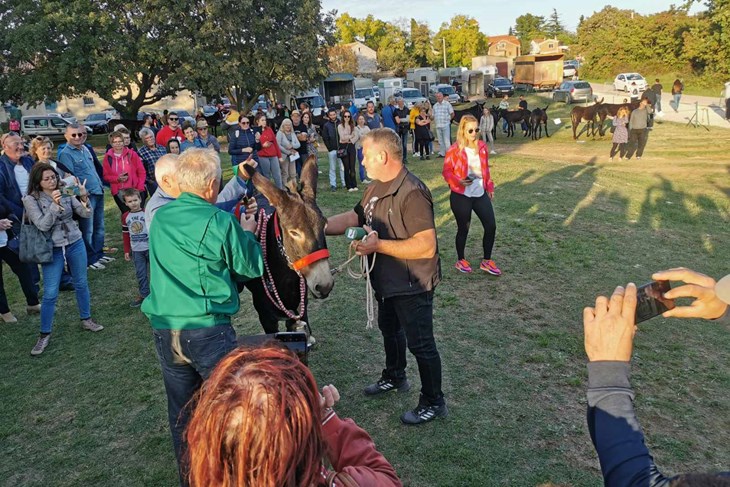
[499,108,531,137]
[241,155,334,338]
[595,99,641,134]
[530,105,550,140]
[204,111,224,137]
[452,101,485,125]
[571,98,604,139]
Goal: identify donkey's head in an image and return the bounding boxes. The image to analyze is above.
[253,155,334,299]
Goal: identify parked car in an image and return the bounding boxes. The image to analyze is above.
[613,73,647,93]
[486,77,515,97]
[553,81,594,104]
[83,112,112,133]
[48,112,77,124]
[20,115,91,141]
[428,84,460,104]
[372,86,380,104]
[563,62,577,79]
[400,88,428,109]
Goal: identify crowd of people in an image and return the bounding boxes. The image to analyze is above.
[2,91,730,486]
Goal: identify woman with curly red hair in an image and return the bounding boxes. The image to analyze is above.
[185,345,401,487]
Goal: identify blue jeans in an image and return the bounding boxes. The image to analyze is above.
[78,193,105,265]
[327,150,345,188]
[257,156,283,189]
[132,250,150,297]
[357,147,367,181]
[436,126,451,156]
[40,239,91,333]
[672,93,681,112]
[377,290,444,406]
[153,324,237,481]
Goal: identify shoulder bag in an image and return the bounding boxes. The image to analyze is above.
[335,126,347,158]
[19,198,53,264]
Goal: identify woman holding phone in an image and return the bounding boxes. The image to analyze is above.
[442,115,500,276]
[22,163,104,356]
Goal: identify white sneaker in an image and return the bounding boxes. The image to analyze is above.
[99,256,115,263]
[88,262,106,270]
[490,150,497,155]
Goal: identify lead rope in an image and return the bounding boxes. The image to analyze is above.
[332,232,377,329]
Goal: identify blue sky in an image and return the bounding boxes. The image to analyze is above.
[321,0,706,34]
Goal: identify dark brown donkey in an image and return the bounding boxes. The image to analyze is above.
[240,156,334,339]
[571,98,604,139]
[595,99,641,135]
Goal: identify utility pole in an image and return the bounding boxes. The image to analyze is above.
[442,37,447,68]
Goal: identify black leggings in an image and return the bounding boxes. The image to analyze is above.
[0,246,39,313]
[449,191,496,261]
[610,143,626,158]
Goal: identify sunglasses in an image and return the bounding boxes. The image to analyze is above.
[70,133,85,138]
[343,115,351,118]
[240,121,250,125]
[168,117,179,121]
[467,128,480,134]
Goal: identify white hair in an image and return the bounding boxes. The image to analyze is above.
[279,118,293,131]
[154,154,179,184]
[176,149,221,192]
[139,127,155,139]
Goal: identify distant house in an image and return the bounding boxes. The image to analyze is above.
[343,41,378,74]
[530,38,561,55]
[487,35,521,59]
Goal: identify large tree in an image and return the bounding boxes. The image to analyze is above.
[0,0,335,117]
[328,44,358,73]
[682,0,730,79]
[514,13,546,53]
[433,15,488,67]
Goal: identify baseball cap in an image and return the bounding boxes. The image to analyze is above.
[196,120,209,129]
[715,274,730,305]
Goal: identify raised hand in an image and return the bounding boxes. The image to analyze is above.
[583,284,638,362]
[652,268,728,320]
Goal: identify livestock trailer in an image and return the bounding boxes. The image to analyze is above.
[461,70,485,98]
[321,73,355,106]
[513,54,564,91]
[406,67,439,97]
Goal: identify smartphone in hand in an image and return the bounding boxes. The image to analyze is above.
[635,280,675,323]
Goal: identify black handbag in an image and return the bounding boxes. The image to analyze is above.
[19,200,53,264]
[335,126,347,158]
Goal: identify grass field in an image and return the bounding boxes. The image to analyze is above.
[2,97,729,486]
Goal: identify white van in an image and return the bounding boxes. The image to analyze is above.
[377,78,403,106]
[20,115,91,141]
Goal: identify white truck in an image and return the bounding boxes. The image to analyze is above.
[353,78,375,109]
[377,78,404,105]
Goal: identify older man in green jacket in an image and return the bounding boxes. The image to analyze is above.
[141,148,262,484]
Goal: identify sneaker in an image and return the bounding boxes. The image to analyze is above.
[420,155,425,160]
[363,377,411,396]
[609,157,613,162]
[330,186,336,192]
[81,318,104,332]
[490,150,497,155]
[26,304,41,315]
[2,312,18,323]
[362,178,372,184]
[455,259,472,273]
[351,187,358,192]
[480,259,502,276]
[99,256,115,263]
[401,402,448,425]
[31,334,50,356]
[129,296,144,308]
[88,262,106,270]
[636,156,642,160]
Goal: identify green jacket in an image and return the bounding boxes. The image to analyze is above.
[141,192,263,330]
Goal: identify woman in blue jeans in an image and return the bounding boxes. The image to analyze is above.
[23,163,104,356]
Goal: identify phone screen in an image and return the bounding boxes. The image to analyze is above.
[274,331,309,365]
[635,280,675,323]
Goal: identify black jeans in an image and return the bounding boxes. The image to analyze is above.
[610,143,627,158]
[449,191,497,261]
[416,137,431,158]
[377,290,444,406]
[152,324,237,485]
[341,143,357,189]
[626,129,649,159]
[0,246,39,314]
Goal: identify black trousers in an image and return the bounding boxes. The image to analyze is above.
[340,143,357,189]
[726,98,730,120]
[0,246,40,314]
[377,290,444,406]
[416,137,431,157]
[626,129,649,159]
[449,191,497,261]
[610,143,627,158]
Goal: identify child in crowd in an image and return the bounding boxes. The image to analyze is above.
[120,188,149,308]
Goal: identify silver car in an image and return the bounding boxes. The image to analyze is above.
[553,81,594,104]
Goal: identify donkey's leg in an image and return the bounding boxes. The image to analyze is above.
[244,279,281,335]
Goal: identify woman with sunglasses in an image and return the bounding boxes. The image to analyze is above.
[337,111,358,192]
[442,115,501,276]
[228,115,260,166]
[23,163,104,356]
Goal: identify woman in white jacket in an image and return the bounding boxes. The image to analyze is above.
[479,106,496,155]
[276,119,301,185]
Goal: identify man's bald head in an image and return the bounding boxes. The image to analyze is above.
[155,154,181,197]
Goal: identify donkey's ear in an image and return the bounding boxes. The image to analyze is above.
[252,171,287,208]
[299,155,318,201]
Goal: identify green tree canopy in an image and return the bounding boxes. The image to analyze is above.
[0,0,334,117]
[514,14,545,53]
[433,15,488,67]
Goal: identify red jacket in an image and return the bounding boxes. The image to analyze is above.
[257,127,282,158]
[319,413,402,487]
[156,125,183,147]
[103,147,147,196]
[442,140,494,195]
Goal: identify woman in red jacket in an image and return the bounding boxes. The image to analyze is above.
[186,346,402,487]
[254,113,284,189]
[103,130,147,213]
[442,115,501,275]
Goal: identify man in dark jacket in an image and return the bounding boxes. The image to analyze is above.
[0,133,34,220]
[584,268,730,486]
[322,109,343,192]
[326,128,447,425]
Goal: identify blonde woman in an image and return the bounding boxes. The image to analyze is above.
[276,118,301,185]
[610,106,630,161]
[29,136,76,186]
[442,115,500,276]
